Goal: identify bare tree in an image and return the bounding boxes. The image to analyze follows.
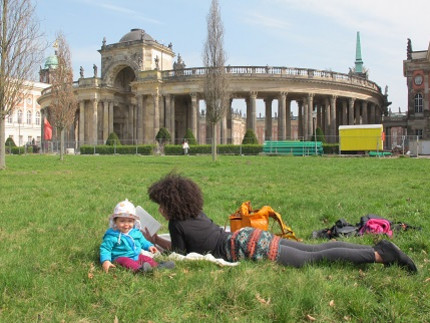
[0,0,45,170]
[203,0,229,161]
[48,32,77,161]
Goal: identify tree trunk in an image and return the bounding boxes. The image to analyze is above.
[60,128,64,161]
[0,117,6,169]
[211,122,217,161]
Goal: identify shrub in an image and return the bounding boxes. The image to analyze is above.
[242,129,259,144]
[155,127,171,144]
[10,146,33,154]
[240,144,263,155]
[80,145,155,155]
[106,132,121,146]
[5,137,16,147]
[5,137,17,154]
[183,128,197,145]
[311,127,326,143]
[323,143,339,154]
[164,145,183,155]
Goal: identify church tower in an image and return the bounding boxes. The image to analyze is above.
[350,31,368,79]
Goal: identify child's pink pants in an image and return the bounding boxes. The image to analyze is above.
[115,254,158,272]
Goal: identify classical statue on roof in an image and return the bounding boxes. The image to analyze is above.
[173,53,186,70]
[407,38,412,60]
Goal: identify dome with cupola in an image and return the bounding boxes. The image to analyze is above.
[119,28,154,43]
[44,54,58,69]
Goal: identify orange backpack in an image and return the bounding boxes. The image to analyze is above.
[229,201,300,241]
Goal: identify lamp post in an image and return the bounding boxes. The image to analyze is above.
[312,111,317,155]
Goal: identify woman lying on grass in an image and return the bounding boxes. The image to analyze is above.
[144,173,417,273]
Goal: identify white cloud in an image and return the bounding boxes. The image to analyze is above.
[241,12,290,30]
[76,0,162,25]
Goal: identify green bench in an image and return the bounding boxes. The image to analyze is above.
[368,151,392,157]
[263,141,323,156]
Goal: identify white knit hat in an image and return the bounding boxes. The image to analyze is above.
[109,199,140,228]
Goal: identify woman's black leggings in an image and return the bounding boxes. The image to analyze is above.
[277,239,376,267]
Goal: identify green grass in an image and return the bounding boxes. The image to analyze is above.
[0,155,429,322]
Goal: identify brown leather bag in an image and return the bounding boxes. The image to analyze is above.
[229,201,300,241]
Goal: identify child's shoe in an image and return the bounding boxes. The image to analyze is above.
[139,262,153,273]
[157,261,175,270]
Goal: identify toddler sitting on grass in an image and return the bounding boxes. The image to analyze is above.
[100,199,174,273]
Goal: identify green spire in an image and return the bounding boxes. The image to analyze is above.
[355,31,363,73]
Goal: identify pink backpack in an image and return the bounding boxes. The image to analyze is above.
[358,218,392,237]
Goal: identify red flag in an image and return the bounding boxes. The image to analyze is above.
[44,117,52,141]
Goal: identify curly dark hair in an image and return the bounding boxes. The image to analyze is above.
[148,173,203,220]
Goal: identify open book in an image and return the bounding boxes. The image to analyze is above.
[136,206,161,237]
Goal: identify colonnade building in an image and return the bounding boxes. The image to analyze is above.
[38,29,388,146]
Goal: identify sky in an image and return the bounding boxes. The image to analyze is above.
[35,0,430,114]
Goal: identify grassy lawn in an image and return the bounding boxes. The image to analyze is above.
[0,154,429,322]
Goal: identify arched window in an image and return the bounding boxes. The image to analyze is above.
[414,93,423,113]
[17,110,23,124]
[35,111,40,125]
[27,110,32,124]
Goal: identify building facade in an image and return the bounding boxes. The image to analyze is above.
[403,39,430,139]
[5,81,50,147]
[38,29,388,148]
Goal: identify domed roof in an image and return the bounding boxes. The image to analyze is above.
[119,28,154,43]
[44,54,58,69]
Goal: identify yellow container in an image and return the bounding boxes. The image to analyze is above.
[339,124,384,151]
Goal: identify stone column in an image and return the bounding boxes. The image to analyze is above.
[164,95,171,139]
[307,93,314,140]
[171,96,176,144]
[286,99,291,140]
[221,113,227,144]
[108,101,114,135]
[79,100,85,145]
[303,100,309,140]
[355,101,361,125]
[153,91,160,141]
[325,97,330,139]
[264,98,273,141]
[348,98,355,125]
[375,105,381,123]
[190,93,198,140]
[136,95,143,144]
[159,96,165,128]
[316,102,322,131]
[92,99,98,145]
[362,101,368,124]
[227,98,233,144]
[330,95,337,142]
[297,100,303,139]
[249,91,257,133]
[129,104,134,144]
[103,100,109,143]
[342,100,348,125]
[370,103,376,124]
[278,92,287,140]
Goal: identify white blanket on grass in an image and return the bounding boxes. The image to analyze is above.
[168,252,240,267]
[141,250,239,267]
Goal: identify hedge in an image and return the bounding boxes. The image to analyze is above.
[322,143,339,154]
[80,145,155,155]
[7,146,34,154]
[164,144,262,155]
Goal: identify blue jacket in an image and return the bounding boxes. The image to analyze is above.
[100,228,154,264]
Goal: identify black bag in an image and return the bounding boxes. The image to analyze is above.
[311,218,357,239]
